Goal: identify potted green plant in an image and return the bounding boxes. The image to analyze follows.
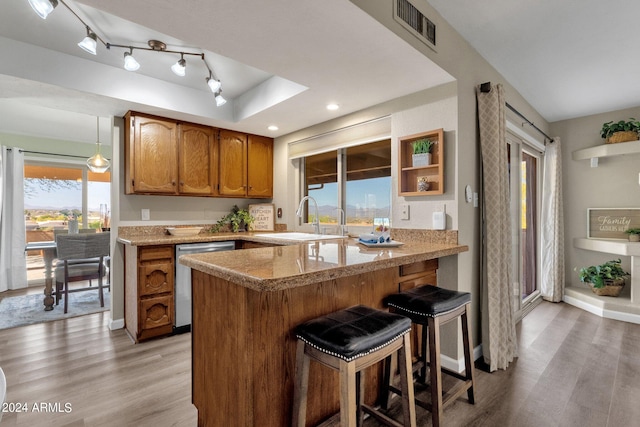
[411,138,434,166]
[578,259,629,297]
[209,205,255,233]
[625,228,640,242]
[600,118,640,144]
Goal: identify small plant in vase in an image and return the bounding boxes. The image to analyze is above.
[625,228,640,242]
[209,205,255,233]
[600,118,640,144]
[411,138,433,167]
[578,259,629,297]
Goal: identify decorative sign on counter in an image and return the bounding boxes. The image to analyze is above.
[588,208,640,239]
[249,203,275,231]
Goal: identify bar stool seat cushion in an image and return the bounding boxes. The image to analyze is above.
[295,305,411,362]
[385,286,471,320]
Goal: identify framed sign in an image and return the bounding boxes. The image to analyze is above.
[588,208,640,239]
[249,204,275,231]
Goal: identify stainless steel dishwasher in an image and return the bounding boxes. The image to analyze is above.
[175,241,235,332]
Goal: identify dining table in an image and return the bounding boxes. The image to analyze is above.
[24,241,57,311]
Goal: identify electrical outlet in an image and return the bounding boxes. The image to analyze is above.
[400,204,410,220]
[141,209,150,221]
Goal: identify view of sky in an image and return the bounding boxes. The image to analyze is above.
[24,180,110,211]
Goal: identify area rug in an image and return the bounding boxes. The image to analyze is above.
[0,290,110,330]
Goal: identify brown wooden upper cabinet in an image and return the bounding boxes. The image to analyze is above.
[125,111,217,196]
[219,130,273,198]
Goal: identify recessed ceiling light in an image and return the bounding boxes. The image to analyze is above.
[268,125,279,131]
[326,103,339,111]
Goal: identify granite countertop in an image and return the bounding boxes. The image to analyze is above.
[178,237,468,292]
[116,231,289,246]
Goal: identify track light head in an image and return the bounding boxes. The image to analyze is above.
[171,55,186,77]
[206,77,221,93]
[28,0,58,19]
[123,49,140,71]
[215,92,227,107]
[78,28,97,55]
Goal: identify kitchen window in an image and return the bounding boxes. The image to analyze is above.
[300,139,391,231]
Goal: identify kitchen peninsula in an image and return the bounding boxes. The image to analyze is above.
[177,233,467,426]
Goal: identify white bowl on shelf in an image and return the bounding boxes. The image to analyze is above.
[166,227,203,236]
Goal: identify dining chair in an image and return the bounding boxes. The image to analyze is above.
[54,228,102,288]
[54,233,110,313]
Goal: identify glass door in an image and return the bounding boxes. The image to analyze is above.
[507,133,543,319]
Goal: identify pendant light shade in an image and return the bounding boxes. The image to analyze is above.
[28,0,58,19]
[87,117,110,173]
[123,50,140,71]
[78,27,98,55]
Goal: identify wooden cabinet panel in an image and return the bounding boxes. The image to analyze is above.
[124,244,175,342]
[247,134,273,198]
[179,123,217,196]
[139,294,174,334]
[127,112,179,194]
[219,129,248,196]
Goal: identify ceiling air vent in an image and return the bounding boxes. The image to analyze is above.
[394,0,436,51]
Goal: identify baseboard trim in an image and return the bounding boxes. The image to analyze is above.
[109,317,125,330]
[440,344,483,372]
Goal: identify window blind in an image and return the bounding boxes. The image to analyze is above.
[288,116,391,159]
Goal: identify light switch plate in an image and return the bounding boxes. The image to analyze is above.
[400,204,410,220]
[141,209,150,221]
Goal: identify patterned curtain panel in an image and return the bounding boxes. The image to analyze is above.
[476,83,518,372]
[541,138,565,302]
[0,146,27,291]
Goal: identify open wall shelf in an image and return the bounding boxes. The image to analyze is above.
[398,128,444,196]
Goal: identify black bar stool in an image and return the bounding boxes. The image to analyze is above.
[292,305,416,427]
[382,286,476,427]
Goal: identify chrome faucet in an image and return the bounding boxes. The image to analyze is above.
[296,196,320,234]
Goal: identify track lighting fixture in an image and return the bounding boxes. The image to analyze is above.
[123,48,140,71]
[78,26,97,55]
[171,53,186,77]
[26,0,227,106]
[215,92,227,107]
[206,74,221,93]
[28,0,57,19]
[87,117,110,173]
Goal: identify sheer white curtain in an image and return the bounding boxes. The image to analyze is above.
[0,146,27,292]
[540,138,564,301]
[477,83,518,372]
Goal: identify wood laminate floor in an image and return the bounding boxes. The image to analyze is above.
[0,301,638,426]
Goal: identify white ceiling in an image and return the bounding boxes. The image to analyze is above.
[0,0,455,145]
[3,1,637,147]
[428,0,640,123]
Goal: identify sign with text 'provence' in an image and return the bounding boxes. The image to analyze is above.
[588,208,640,239]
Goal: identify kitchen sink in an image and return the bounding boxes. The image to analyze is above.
[256,232,348,241]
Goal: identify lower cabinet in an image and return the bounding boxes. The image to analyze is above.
[398,259,438,291]
[125,245,174,342]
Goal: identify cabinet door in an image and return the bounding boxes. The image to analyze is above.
[129,113,179,194]
[138,294,174,337]
[179,123,217,196]
[247,134,273,198]
[219,130,248,197]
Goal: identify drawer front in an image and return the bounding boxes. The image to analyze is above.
[399,259,438,277]
[138,261,174,296]
[139,245,173,262]
[139,294,174,333]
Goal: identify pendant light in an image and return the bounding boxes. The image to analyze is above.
[87,117,110,173]
[215,91,227,107]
